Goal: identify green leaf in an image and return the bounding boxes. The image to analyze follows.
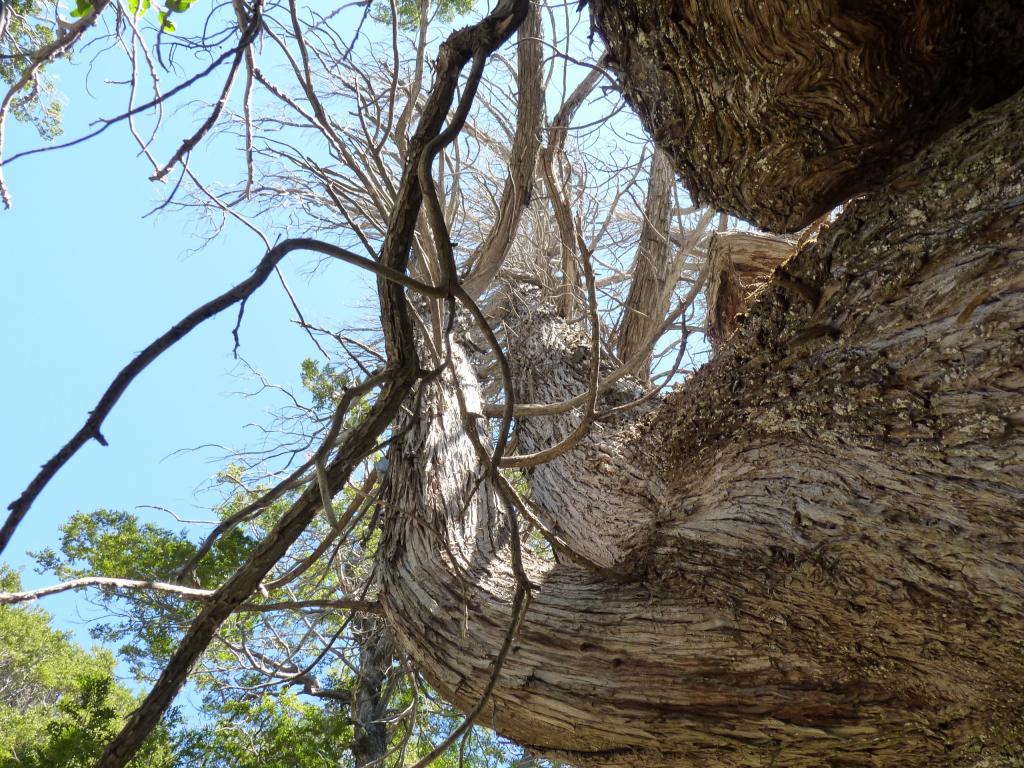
[69,0,93,17]
[0,578,176,767]
[127,0,151,16]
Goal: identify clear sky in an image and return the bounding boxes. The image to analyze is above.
[0,42,374,643]
[0,0,681,647]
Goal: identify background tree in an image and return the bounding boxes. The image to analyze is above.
[0,567,178,767]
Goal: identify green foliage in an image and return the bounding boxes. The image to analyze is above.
[69,0,93,17]
[401,721,513,768]
[0,0,200,137]
[20,487,527,767]
[175,692,352,767]
[0,567,175,767]
[11,675,178,768]
[126,0,151,17]
[0,566,353,767]
[300,357,349,413]
[15,357,521,766]
[0,0,62,138]
[35,507,256,590]
[371,0,474,31]
[33,508,257,679]
[0,569,110,733]
[498,470,555,561]
[501,468,529,498]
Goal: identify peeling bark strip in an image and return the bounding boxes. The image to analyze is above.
[587,0,1024,232]
[381,89,1024,766]
[704,231,795,346]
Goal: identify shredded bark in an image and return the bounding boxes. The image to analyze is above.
[588,0,1024,231]
[381,85,1024,767]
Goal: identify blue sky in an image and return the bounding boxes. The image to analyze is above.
[0,43,373,643]
[0,0,687,649]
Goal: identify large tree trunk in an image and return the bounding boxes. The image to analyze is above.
[378,84,1024,766]
[586,0,1024,232]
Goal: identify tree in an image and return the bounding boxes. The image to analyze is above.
[1,1,1023,767]
[0,568,177,767]
[22,370,526,766]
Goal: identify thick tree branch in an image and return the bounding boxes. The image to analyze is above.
[461,0,543,298]
[615,146,679,380]
[382,85,1024,767]
[0,577,381,614]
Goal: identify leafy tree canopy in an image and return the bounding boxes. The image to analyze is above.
[0,567,176,768]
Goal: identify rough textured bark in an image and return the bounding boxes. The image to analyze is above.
[616,147,676,381]
[505,294,663,571]
[461,0,543,299]
[704,230,795,346]
[379,86,1024,766]
[351,616,393,767]
[587,0,1024,232]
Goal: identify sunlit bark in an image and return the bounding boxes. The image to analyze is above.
[616,147,676,381]
[704,230,794,347]
[380,86,1024,766]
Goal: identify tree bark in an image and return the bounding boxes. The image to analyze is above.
[587,0,1024,232]
[378,86,1024,766]
[704,230,795,347]
[461,0,543,299]
[350,616,393,767]
[616,147,676,381]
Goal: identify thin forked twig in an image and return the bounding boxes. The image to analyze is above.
[2,238,442,557]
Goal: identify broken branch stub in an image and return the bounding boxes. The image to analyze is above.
[704,230,795,346]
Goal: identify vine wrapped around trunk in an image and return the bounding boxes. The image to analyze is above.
[379,86,1024,766]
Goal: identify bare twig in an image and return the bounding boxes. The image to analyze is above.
[3,238,440,558]
[0,576,381,614]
